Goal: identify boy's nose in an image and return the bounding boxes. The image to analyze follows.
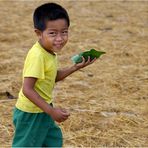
[55,33,63,41]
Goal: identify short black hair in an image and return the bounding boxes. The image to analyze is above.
[33,3,70,31]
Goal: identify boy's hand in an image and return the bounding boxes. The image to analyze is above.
[74,56,97,70]
[50,107,70,123]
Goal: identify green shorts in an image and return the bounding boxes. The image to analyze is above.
[12,107,63,147]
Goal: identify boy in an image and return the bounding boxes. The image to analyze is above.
[12,2,96,147]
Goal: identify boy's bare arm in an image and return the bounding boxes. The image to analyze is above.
[22,77,70,122]
[56,56,96,82]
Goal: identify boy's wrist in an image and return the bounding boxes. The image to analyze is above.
[47,105,54,115]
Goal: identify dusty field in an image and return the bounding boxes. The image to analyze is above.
[0,0,148,147]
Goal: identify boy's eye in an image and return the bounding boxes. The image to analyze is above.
[48,32,57,37]
[49,32,56,35]
[62,30,68,34]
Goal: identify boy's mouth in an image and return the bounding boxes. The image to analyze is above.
[54,43,63,48]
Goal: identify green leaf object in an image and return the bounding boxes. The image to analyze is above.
[71,49,106,64]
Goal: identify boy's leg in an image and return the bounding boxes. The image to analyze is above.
[43,120,63,147]
[12,108,51,147]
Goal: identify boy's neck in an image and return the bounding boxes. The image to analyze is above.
[38,40,55,55]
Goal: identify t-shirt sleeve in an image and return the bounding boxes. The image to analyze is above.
[23,54,45,79]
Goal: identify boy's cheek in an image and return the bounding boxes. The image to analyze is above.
[64,37,68,43]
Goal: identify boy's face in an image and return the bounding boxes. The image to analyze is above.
[35,19,69,54]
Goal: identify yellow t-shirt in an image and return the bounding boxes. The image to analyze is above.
[16,42,58,113]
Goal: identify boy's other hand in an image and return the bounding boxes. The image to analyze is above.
[50,107,70,123]
[74,56,97,70]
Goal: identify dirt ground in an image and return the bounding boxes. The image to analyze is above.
[0,0,148,147]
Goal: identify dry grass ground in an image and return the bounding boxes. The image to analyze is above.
[0,0,148,147]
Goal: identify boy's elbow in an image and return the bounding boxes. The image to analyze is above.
[55,77,60,82]
[55,77,64,82]
[22,86,29,98]
[22,77,37,98]
[22,86,33,99]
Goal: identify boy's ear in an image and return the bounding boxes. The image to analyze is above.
[34,29,42,38]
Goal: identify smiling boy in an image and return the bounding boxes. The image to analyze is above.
[12,3,96,147]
